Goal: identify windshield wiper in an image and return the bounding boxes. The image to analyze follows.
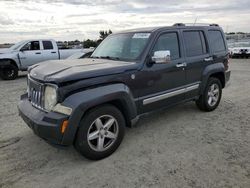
[99,56,120,60]
[90,56,100,59]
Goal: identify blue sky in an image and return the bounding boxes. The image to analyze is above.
[0,0,249,43]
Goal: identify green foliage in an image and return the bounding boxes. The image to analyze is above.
[83,29,112,48]
[99,30,112,40]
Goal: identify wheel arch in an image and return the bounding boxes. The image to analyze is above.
[0,58,19,69]
[200,63,226,93]
[209,72,225,88]
[60,83,137,145]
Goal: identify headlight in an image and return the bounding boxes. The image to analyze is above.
[44,85,57,111]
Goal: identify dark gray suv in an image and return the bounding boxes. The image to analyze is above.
[18,23,231,160]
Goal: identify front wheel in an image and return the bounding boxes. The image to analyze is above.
[196,77,222,111]
[74,105,125,160]
[0,64,18,80]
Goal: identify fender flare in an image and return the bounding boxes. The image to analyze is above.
[0,58,19,69]
[60,83,137,145]
[200,62,225,93]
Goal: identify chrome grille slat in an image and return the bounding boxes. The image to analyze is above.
[28,76,44,110]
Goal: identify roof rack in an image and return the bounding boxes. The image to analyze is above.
[173,23,219,27]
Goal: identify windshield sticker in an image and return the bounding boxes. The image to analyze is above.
[132,33,151,39]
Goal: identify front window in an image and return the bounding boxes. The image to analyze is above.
[21,41,40,51]
[91,33,151,61]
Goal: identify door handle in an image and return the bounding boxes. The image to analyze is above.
[204,57,213,62]
[51,52,57,54]
[35,52,41,54]
[176,62,187,68]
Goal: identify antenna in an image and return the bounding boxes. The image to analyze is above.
[194,17,198,26]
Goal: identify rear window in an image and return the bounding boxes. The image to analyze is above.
[208,30,226,52]
[183,31,207,57]
[43,41,53,50]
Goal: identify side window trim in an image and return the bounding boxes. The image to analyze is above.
[150,31,182,60]
[199,31,208,54]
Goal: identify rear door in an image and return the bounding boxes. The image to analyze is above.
[181,29,210,99]
[41,40,59,62]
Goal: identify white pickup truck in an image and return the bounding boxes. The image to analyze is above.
[0,39,86,80]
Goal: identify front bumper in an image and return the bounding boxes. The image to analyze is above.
[232,52,250,57]
[18,94,69,146]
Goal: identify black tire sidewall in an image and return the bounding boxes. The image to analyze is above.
[75,105,125,160]
[0,64,18,80]
[203,78,222,111]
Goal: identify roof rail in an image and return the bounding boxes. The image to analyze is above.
[173,23,186,26]
[173,23,219,27]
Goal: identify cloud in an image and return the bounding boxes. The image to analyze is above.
[0,15,15,25]
[0,0,249,43]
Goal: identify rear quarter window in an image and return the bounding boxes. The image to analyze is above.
[208,30,226,52]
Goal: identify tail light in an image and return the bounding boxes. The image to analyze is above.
[224,54,230,71]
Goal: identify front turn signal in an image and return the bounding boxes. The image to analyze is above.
[61,120,69,134]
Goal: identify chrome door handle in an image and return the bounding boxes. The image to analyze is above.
[204,57,213,62]
[176,62,187,68]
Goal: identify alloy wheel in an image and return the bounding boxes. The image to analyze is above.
[207,83,220,107]
[87,115,119,152]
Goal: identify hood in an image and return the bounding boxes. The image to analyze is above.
[29,58,139,83]
[0,48,11,54]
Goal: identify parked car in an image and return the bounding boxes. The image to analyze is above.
[66,50,94,60]
[0,39,85,80]
[228,42,250,58]
[18,23,230,160]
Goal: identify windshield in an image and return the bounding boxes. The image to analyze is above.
[9,41,26,50]
[91,33,151,61]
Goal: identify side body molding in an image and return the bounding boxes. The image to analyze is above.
[60,83,137,145]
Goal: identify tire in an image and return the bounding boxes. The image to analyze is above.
[196,77,222,112]
[0,64,18,80]
[74,105,125,160]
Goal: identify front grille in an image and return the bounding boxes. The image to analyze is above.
[28,76,44,110]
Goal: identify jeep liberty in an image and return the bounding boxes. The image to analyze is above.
[18,24,231,160]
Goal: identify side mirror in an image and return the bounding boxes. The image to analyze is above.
[152,50,171,64]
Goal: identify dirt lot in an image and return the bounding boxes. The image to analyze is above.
[0,59,250,188]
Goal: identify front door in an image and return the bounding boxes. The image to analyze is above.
[138,31,187,113]
[18,40,43,69]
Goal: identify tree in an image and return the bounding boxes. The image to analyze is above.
[99,29,112,41]
[84,39,98,48]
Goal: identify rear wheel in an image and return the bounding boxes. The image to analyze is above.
[196,77,222,111]
[74,105,125,160]
[0,64,18,80]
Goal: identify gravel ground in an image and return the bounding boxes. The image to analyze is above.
[0,59,250,188]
